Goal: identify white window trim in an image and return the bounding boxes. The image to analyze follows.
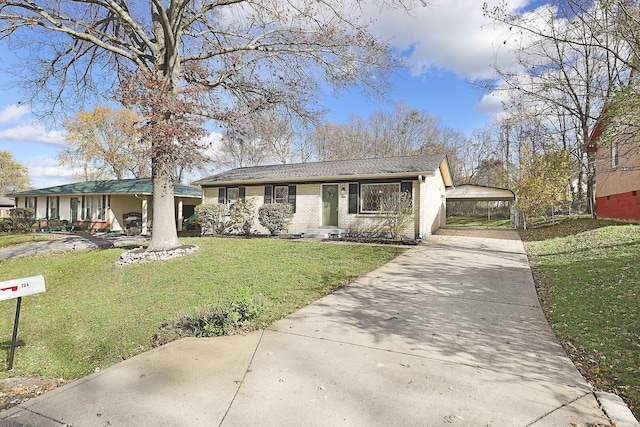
[274,185,289,204]
[360,182,401,214]
[226,187,240,204]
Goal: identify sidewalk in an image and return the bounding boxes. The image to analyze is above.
[0,229,628,426]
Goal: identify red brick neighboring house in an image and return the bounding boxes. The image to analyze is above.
[586,117,640,222]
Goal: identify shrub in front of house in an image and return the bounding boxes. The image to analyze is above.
[194,203,228,235]
[9,208,35,234]
[258,203,293,235]
[379,192,413,239]
[0,217,14,233]
[225,197,257,236]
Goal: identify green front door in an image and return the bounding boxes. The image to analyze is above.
[70,198,79,223]
[322,185,338,226]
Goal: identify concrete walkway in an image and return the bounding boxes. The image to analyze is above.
[0,229,627,426]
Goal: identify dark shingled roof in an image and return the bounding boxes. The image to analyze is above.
[193,155,450,185]
[13,178,201,198]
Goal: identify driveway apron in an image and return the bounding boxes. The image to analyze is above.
[0,229,611,426]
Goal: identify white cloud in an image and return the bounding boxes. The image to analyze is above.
[368,0,536,80]
[0,123,67,147]
[26,157,77,188]
[477,89,509,115]
[200,131,223,158]
[0,104,30,124]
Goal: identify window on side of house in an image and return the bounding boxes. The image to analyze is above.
[264,185,296,213]
[48,196,60,219]
[84,196,104,221]
[360,183,401,213]
[218,187,245,205]
[274,185,289,204]
[25,197,37,211]
[227,187,240,203]
[611,143,619,169]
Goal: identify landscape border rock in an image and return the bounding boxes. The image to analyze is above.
[115,244,199,265]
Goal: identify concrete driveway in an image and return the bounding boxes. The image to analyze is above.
[0,229,622,426]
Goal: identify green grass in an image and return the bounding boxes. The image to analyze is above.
[0,237,404,380]
[446,215,511,227]
[0,234,56,248]
[520,218,640,417]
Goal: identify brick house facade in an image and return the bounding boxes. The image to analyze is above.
[193,155,454,239]
[587,118,640,222]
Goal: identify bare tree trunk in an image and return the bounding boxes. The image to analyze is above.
[587,151,597,218]
[148,141,180,251]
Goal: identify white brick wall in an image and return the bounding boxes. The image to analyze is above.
[201,177,444,238]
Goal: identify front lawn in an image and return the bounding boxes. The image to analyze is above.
[0,237,403,380]
[0,234,56,248]
[520,218,639,418]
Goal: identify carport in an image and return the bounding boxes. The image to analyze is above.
[446,184,516,226]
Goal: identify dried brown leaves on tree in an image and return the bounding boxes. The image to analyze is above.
[0,0,429,250]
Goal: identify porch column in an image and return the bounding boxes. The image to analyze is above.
[142,197,149,235]
[177,199,184,232]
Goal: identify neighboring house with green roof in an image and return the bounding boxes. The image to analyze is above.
[12,178,201,234]
[192,155,454,238]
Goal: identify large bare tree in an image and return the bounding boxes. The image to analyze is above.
[0,0,426,251]
[308,102,444,161]
[215,109,299,168]
[483,0,632,215]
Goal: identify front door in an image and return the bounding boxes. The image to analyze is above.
[322,185,338,226]
[70,198,79,223]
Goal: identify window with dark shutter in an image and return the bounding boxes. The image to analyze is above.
[288,185,296,213]
[264,185,272,204]
[239,187,246,202]
[218,187,225,205]
[401,181,412,196]
[348,183,359,214]
[401,181,413,208]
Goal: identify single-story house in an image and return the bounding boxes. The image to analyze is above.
[0,196,14,218]
[192,155,454,239]
[586,115,640,222]
[12,178,202,234]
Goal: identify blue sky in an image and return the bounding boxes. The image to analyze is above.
[0,0,534,189]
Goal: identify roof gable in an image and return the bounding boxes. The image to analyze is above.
[13,178,201,198]
[193,155,453,186]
